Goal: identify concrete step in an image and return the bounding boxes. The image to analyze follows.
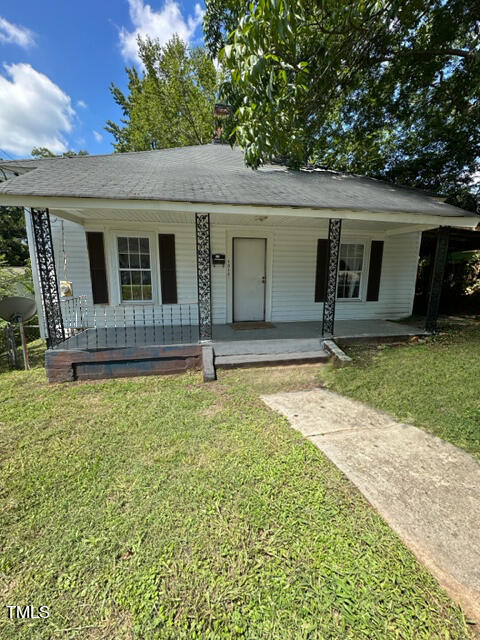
[215,350,330,369]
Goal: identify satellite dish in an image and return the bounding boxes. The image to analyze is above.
[0,296,36,323]
[0,296,37,370]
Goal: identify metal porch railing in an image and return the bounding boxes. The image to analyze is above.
[58,297,200,349]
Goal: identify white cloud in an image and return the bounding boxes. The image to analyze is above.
[0,63,75,156]
[77,99,87,109]
[119,0,204,65]
[0,16,35,48]
[93,130,103,143]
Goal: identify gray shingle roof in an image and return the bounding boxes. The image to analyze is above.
[0,144,476,219]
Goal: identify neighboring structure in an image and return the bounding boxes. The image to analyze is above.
[0,145,478,381]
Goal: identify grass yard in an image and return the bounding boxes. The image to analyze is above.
[322,323,480,459]
[0,336,475,639]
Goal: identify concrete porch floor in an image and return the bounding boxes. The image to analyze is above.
[57,319,427,353]
[212,319,427,358]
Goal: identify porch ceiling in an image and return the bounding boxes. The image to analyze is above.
[50,206,439,235]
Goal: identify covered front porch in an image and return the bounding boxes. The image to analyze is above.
[26,204,454,382]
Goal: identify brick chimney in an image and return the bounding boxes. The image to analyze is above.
[213,103,231,143]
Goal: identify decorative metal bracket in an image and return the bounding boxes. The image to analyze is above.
[425,226,449,333]
[195,213,212,342]
[322,218,342,337]
[30,208,65,347]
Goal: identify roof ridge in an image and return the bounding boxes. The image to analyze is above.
[0,143,235,166]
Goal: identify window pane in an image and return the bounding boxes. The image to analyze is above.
[346,257,362,271]
[120,270,131,285]
[140,253,150,268]
[119,253,129,268]
[129,253,140,269]
[139,237,149,253]
[142,285,152,300]
[346,272,361,298]
[141,270,151,285]
[131,285,143,300]
[118,237,128,252]
[131,271,141,285]
[121,285,132,300]
[128,237,139,253]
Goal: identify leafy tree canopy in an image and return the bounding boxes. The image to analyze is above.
[106,35,218,152]
[31,147,89,158]
[205,0,480,210]
[0,208,29,266]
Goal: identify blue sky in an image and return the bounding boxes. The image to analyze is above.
[0,1,205,159]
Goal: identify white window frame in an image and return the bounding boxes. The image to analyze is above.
[336,241,366,302]
[111,231,160,305]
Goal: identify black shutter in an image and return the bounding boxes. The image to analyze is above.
[158,234,177,304]
[315,238,329,302]
[366,240,384,301]
[86,232,109,304]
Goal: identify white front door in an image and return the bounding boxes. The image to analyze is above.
[233,238,266,322]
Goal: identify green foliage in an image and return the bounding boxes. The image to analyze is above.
[0,260,33,297]
[0,207,29,266]
[0,359,471,638]
[206,0,480,209]
[106,35,218,152]
[0,261,37,357]
[31,147,89,158]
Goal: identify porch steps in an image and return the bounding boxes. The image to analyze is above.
[213,336,331,370]
[215,350,330,369]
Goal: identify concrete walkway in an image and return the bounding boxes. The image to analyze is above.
[262,389,480,624]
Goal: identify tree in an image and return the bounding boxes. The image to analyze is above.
[205,0,480,209]
[106,35,218,152]
[31,147,89,158]
[0,207,29,266]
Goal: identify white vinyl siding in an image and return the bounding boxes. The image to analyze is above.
[51,217,93,302]
[272,229,420,321]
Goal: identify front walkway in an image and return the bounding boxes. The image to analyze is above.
[262,389,480,624]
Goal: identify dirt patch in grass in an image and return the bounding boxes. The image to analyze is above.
[217,363,325,396]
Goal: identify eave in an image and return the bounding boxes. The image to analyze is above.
[0,194,478,229]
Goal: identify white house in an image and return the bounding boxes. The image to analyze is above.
[0,144,477,381]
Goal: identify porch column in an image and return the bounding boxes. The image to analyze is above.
[30,208,65,347]
[195,213,212,342]
[322,218,342,337]
[425,226,450,333]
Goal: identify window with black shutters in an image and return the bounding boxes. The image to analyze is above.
[117,236,153,302]
[86,232,109,304]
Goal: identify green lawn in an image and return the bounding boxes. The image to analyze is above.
[0,338,474,639]
[322,323,480,459]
